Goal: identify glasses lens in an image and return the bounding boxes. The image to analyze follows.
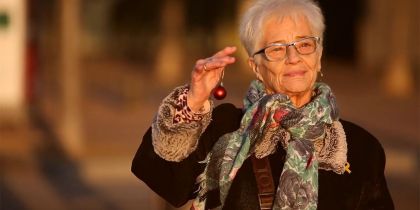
[265,45,286,61]
[295,38,317,55]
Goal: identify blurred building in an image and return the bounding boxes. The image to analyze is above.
[0,0,26,120]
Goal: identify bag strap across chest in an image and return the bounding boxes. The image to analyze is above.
[251,155,275,210]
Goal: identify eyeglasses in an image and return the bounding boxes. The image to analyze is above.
[252,36,320,61]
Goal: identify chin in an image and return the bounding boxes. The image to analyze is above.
[279,81,312,94]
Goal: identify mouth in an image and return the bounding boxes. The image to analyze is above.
[283,70,307,77]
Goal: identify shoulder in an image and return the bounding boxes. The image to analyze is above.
[340,119,386,175]
[340,119,383,153]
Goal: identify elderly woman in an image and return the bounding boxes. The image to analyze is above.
[131,0,394,209]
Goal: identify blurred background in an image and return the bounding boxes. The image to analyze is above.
[0,0,418,209]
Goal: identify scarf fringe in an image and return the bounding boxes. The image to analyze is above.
[329,121,347,174]
[192,153,211,210]
[195,153,211,195]
[254,129,291,159]
[318,121,348,174]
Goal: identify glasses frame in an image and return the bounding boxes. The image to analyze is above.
[252,36,321,61]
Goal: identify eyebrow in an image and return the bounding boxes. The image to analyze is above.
[267,36,311,45]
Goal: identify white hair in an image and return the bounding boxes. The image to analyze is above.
[239,0,325,56]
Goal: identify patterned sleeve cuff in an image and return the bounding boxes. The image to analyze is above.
[173,85,211,124]
[151,84,213,162]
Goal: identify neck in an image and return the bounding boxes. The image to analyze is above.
[288,90,312,108]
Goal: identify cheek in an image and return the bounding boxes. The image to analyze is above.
[306,54,320,69]
[306,63,318,86]
[313,51,322,71]
[259,64,286,92]
[260,63,281,82]
[304,54,321,79]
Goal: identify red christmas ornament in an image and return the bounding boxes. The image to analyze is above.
[213,70,227,100]
[213,84,227,100]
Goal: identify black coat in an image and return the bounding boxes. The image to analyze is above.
[132,103,394,210]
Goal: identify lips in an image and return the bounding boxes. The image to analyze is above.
[283,70,307,77]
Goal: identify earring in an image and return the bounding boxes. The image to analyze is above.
[213,70,227,100]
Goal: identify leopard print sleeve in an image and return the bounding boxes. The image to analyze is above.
[151,85,213,162]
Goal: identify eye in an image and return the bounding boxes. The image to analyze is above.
[267,46,285,53]
[298,41,313,48]
[263,45,286,60]
[301,43,311,47]
[296,39,316,54]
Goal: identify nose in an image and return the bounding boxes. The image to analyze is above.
[285,45,301,64]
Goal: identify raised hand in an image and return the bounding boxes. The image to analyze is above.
[187,46,237,111]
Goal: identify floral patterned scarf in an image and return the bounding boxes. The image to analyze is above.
[192,80,340,210]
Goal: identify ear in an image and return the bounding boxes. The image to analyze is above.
[248,57,264,81]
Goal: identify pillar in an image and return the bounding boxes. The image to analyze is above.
[0,0,26,121]
[59,0,83,159]
[155,0,185,86]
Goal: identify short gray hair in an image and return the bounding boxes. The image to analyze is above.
[239,0,325,56]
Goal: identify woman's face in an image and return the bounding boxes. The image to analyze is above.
[250,15,322,96]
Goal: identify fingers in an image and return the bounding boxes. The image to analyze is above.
[202,60,226,71]
[193,46,237,73]
[195,56,235,72]
[202,57,235,72]
[196,59,206,65]
[213,46,237,58]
